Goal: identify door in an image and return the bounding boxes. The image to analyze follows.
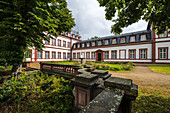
[98,53,101,61]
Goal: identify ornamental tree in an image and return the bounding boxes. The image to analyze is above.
[0,0,75,74]
[97,0,170,34]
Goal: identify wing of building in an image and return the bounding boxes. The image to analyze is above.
[25,23,170,64]
[72,24,170,64]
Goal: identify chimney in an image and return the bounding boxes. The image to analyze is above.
[68,32,70,37]
[75,35,79,39]
[72,34,75,38]
[78,36,81,40]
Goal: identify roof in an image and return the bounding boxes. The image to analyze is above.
[75,30,151,43]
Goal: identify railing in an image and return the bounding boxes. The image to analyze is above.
[40,62,81,78]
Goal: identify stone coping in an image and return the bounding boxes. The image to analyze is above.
[104,77,132,91]
[76,74,99,82]
[79,89,124,113]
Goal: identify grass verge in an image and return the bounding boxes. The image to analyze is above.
[148,65,170,74]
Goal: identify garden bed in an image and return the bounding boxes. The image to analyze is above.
[46,61,135,72]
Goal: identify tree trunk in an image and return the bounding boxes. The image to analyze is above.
[12,63,22,79]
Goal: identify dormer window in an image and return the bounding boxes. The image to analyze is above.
[74,44,76,48]
[87,42,90,47]
[140,34,146,41]
[78,44,80,48]
[159,31,167,37]
[130,36,135,42]
[120,37,125,43]
[105,40,109,45]
[112,39,116,44]
[98,41,102,46]
[92,42,95,46]
[82,43,85,48]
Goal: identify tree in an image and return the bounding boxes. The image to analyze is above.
[91,36,100,39]
[0,0,75,75]
[97,0,170,34]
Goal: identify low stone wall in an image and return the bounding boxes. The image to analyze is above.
[71,65,138,113]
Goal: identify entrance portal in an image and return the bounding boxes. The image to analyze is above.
[98,53,101,61]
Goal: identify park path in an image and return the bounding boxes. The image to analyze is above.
[110,65,170,92]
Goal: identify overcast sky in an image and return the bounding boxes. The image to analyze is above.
[67,0,148,40]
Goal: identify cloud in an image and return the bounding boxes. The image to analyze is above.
[67,0,148,40]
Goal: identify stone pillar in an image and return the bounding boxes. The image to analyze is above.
[71,72,99,108]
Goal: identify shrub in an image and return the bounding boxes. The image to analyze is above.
[0,71,74,112]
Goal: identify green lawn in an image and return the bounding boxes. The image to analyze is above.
[132,87,170,113]
[148,65,170,74]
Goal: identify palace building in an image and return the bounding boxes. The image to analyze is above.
[71,24,170,64]
[26,23,170,64]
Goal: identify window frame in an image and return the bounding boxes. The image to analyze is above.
[112,39,117,44]
[92,42,95,46]
[104,51,109,59]
[77,52,80,59]
[91,52,95,59]
[58,52,61,59]
[52,51,56,59]
[86,52,90,59]
[52,39,56,46]
[158,47,168,59]
[63,52,66,59]
[87,42,90,47]
[139,48,147,60]
[73,53,76,59]
[119,50,126,59]
[63,41,66,47]
[58,39,61,46]
[129,49,136,59]
[111,50,117,59]
[105,40,109,45]
[120,37,126,43]
[98,40,102,46]
[130,36,136,42]
[45,51,50,59]
[68,42,70,48]
[140,34,147,41]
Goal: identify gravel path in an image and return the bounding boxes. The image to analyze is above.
[110,65,170,92]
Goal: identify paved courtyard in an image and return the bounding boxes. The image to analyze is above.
[110,65,170,92]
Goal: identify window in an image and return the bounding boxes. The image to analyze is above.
[130,36,135,42]
[58,52,61,59]
[111,51,117,59]
[92,42,95,46]
[45,40,50,45]
[45,51,49,59]
[112,39,116,44]
[168,29,170,36]
[120,37,125,43]
[129,50,135,59]
[52,39,56,45]
[91,52,95,59]
[52,52,56,59]
[78,44,80,48]
[73,53,76,59]
[140,34,146,41]
[105,40,109,45]
[98,41,102,46]
[104,51,109,59]
[63,41,66,47]
[140,49,147,59]
[87,42,90,47]
[68,42,70,47]
[82,43,85,48]
[159,48,168,59]
[38,51,42,58]
[74,44,76,48]
[67,53,70,59]
[159,31,167,37]
[77,53,80,59]
[63,53,66,59]
[86,52,90,59]
[58,40,61,46]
